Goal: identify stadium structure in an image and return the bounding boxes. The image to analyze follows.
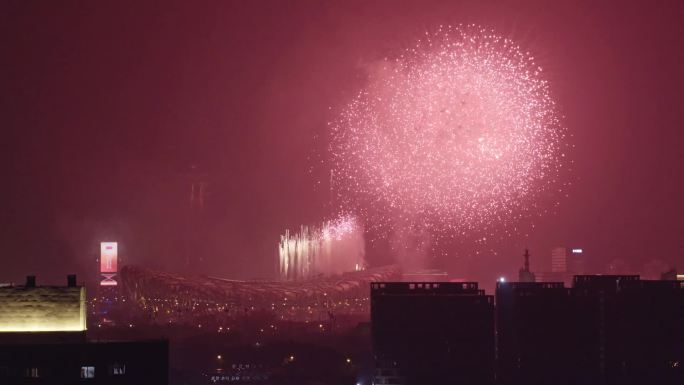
[120,264,400,325]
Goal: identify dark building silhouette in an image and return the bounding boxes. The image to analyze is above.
[497,275,684,385]
[496,281,572,385]
[571,275,684,385]
[0,338,169,385]
[661,267,678,281]
[518,248,536,283]
[371,282,495,385]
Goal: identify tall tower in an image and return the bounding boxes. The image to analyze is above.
[96,242,120,324]
[518,248,536,282]
[190,180,207,211]
[99,242,118,288]
[181,165,209,272]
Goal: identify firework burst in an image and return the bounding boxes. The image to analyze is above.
[330,25,566,235]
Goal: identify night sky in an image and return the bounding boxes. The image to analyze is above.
[2,1,683,286]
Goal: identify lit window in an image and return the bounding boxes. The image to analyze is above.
[81,366,95,379]
[25,367,39,378]
[109,363,126,375]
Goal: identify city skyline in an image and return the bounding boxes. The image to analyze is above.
[5,2,684,384]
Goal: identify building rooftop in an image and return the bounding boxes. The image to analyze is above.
[0,276,86,333]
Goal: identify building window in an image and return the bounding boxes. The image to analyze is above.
[109,363,126,375]
[25,367,40,378]
[81,366,95,379]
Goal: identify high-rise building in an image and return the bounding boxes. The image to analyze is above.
[551,246,567,272]
[571,275,684,385]
[371,282,495,385]
[536,246,577,285]
[567,248,586,275]
[497,275,684,385]
[496,281,572,385]
[370,275,684,385]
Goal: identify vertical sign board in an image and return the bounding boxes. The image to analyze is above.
[100,242,118,286]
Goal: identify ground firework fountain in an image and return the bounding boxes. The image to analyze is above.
[279,214,365,280]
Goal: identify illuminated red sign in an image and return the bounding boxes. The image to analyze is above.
[100,242,118,273]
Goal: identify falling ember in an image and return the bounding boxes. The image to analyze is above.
[279,214,365,280]
[330,25,566,233]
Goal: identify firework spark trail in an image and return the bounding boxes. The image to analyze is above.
[279,214,365,280]
[331,25,566,235]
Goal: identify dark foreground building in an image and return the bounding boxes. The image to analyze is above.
[496,275,684,385]
[496,281,573,385]
[371,282,495,385]
[0,337,168,385]
[373,275,684,385]
[571,275,684,385]
[0,275,168,385]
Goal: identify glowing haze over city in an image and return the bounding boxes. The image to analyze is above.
[3,0,684,288]
[3,2,684,385]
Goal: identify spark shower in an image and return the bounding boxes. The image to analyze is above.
[330,25,566,235]
[279,214,365,280]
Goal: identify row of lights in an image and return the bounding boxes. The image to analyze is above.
[216,355,353,365]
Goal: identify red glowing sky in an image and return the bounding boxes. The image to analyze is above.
[2,1,683,285]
